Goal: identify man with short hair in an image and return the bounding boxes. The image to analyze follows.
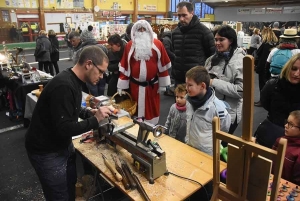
[172,1,215,86]
[25,46,111,200]
[117,20,171,125]
[68,31,82,62]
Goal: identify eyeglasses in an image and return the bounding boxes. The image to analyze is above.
[91,60,105,75]
[177,14,188,18]
[285,120,300,129]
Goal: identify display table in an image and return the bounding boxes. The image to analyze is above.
[3,69,52,111]
[73,124,226,201]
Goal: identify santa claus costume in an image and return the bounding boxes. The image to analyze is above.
[117,20,171,125]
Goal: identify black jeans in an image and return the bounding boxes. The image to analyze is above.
[38,61,53,76]
[27,143,77,201]
[51,61,60,75]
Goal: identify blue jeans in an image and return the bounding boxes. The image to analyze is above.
[27,143,77,201]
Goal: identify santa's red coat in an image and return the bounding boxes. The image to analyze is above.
[117,38,171,124]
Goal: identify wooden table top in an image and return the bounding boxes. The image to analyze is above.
[73,124,227,201]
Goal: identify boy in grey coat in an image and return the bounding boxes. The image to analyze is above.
[185,66,231,156]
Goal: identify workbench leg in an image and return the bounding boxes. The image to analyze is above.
[86,169,105,201]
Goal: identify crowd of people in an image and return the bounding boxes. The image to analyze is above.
[25,1,300,200]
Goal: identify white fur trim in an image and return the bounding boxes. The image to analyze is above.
[159,76,171,87]
[117,78,129,89]
[137,60,147,117]
[145,117,159,125]
[138,86,146,118]
[139,60,147,81]
[152,44,171,72]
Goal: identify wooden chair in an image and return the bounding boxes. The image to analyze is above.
[211,56,287,201]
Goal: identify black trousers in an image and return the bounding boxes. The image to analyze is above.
[51,61,60,75]
[27,143,77,201]
[38,61,53,76]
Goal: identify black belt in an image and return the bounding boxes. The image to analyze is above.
[130,76,158,87]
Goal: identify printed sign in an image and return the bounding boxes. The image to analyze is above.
[283,6,300,14]
[266,7,282,14]
[251,8,265,14]
[237,8,251,15]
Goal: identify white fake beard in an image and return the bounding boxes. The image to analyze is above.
[133,32,152,61]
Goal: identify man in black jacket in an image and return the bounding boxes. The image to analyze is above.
[25,46,111,201]
[172,1,215,85]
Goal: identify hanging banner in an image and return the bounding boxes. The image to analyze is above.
[251,8,265,14]
[266,7,282,14]
[237,8,251,15]
[283,6,300,14]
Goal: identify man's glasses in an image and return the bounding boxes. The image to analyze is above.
[91,61,105,75]
[177,14,187,18]
[285,120,300,129]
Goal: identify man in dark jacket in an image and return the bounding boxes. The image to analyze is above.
[172,1,215,85]
[160,30,175,96]
[26,46,111,201]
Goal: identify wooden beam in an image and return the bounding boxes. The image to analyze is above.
[133,0,138,22]
[38,0,45,30]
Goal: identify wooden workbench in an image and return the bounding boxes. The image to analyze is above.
[73,124,227,201]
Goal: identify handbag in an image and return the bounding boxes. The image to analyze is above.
[51,43,59,53]
[254,118,284,149]
[34,43,47,57]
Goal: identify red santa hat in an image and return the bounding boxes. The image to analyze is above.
[130,20,154,43]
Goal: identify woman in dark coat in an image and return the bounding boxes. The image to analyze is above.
[48,30,60,75]
[34,30,52,75]
[254,28,278,106]
[254,53,300,148]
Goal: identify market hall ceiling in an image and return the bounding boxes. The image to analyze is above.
[192,0,300,8]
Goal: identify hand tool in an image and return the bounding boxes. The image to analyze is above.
[120,159,137,190]
[112,154,130,190]
[132,173,151,201]
[101,153,122,182]
[79,135,94,143]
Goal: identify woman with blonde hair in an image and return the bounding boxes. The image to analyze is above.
[254,27,278,106]
[255,53,300,148]
[48,29,59,75]
[34,30,52,74]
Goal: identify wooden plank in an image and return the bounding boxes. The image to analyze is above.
[242,55,254,141]
[226,144,244,195]
[247,155,272,201]
[270,138,287,201]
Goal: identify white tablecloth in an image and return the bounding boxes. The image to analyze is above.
[24,93,37,119]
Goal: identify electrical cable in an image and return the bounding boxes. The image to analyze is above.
[167,171,210,201]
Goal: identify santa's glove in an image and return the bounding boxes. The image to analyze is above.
[118,88,124,96]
